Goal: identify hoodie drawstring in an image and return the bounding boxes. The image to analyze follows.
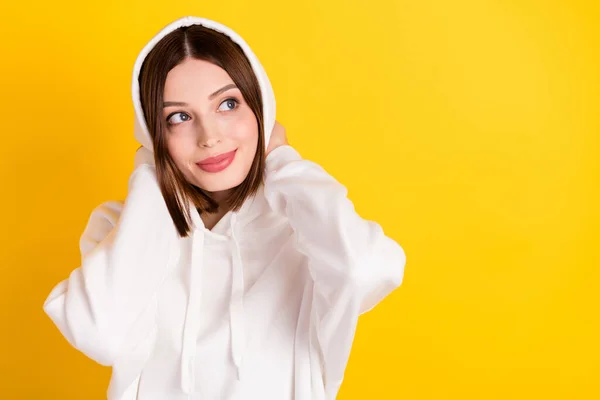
[180,210,246,394]
[229,213,246,380]
[181,226,204,394]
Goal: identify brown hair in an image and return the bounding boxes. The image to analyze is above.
[138,25,265,238]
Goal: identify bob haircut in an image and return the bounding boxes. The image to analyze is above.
[138,24,265,238]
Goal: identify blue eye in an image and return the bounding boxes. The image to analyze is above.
[167,112,191,125]
[218,98,240,112]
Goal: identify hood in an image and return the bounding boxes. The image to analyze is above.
[128,16,276,394]
[131,15,276,168]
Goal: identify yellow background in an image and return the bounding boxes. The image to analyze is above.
[1,0,598,398]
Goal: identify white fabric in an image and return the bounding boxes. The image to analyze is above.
[43,15,406,400]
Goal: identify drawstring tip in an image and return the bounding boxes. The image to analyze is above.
[181,381,192,395]
[233,356,243,381]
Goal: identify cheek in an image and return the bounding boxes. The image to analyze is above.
[166,135,193,167]
[226,111,258,144]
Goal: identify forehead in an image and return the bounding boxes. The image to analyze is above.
[164,58,233,99]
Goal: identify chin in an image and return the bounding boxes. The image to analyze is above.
[194,169,248,193]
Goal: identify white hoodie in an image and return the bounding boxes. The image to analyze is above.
[43,16,406,400]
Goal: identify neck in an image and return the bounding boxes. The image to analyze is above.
[209,189,231,205]
[201,189,232,230]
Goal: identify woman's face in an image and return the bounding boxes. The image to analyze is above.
[162,58,258,195]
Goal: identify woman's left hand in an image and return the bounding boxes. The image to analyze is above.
[266,120,288,156]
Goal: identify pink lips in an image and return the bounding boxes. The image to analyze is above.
[196,149,237,173]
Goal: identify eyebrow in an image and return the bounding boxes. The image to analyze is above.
[163,83,238,108]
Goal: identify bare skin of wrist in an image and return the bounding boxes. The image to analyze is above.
[266,120,288,156]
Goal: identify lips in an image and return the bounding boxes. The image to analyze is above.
[196,149,237,173]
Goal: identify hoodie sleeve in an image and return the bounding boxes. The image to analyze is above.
[43,164,179,366]
[263,145,406,396]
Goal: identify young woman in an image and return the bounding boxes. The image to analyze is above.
[43,16,406,400]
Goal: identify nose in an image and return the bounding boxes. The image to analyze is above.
[200,137,221,148]
[196,120,222,149]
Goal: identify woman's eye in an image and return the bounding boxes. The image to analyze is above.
[218,98,239,112]
[167,112,190,125]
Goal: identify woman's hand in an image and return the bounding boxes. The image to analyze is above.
[266,120,288,156]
